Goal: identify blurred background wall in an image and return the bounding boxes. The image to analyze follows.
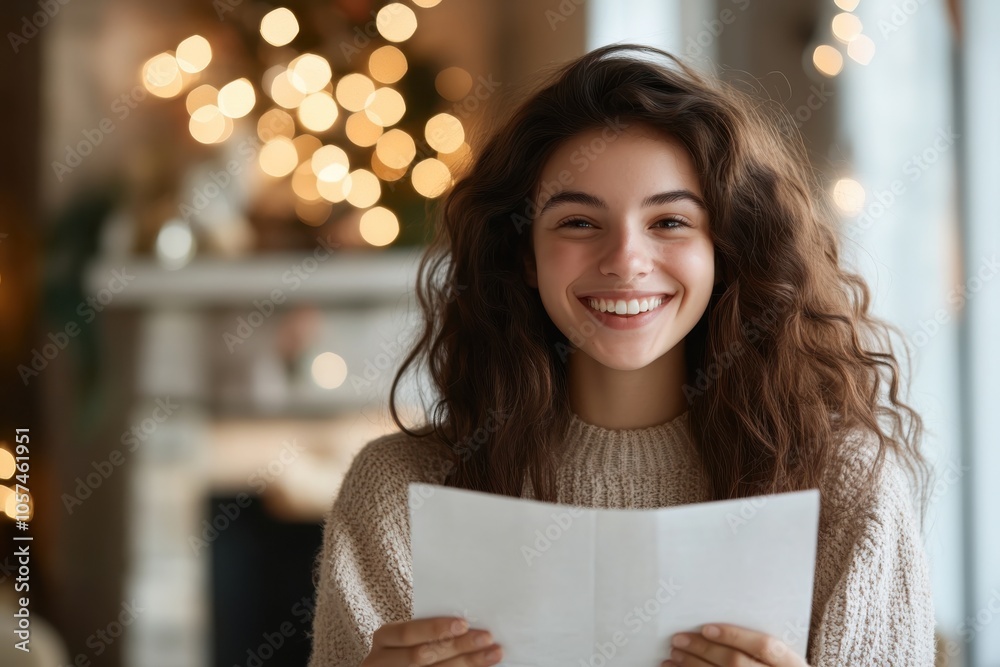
[1,0,997,665]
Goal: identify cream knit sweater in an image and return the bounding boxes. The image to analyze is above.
[306,410,936,666]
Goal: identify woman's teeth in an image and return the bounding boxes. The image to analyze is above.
[586,296,664,315]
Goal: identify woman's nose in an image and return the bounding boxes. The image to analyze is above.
[598,223,654,280]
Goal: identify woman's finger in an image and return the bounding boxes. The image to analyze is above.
[372,616,468,648]
[665,645,729,667]
[671,624,804,666]
[376,630,500,667]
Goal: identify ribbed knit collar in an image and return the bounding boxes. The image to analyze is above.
[560,409,694,472]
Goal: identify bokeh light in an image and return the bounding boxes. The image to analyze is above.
[260,7,300,47]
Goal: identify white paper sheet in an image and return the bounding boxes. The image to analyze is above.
[409,483,820,666]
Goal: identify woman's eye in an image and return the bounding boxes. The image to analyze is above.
[556,218,689,229]
[557,218,593,229]
[656,218,689,229]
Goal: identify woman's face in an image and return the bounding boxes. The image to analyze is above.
[526,122,715,371]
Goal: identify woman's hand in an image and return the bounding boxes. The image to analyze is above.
[362,616,504,666]
[663,623,810,667]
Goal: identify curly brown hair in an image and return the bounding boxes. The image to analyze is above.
[388,43,931,529]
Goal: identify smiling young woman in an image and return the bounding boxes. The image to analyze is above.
[307,44,936,667]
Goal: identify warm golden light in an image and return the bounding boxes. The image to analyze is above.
[369,45,408,84]
[0,487,11,516]
[311,352,348,389]
[832,13,863,42]
[295,199,332,227]
[317,174,351,203]
[292,162,322,201]
[377,3,418,42]
[189,104,228,143]
[834,0,860,10]
[345,169,381,208]
[142,53,183,98]
[261,7,300,47]
[269,69,307,108]
[364,87,406,126]
[289,54,333,94]
[359,206,400,247]
[437,141,472,176]
[848,34,876,65]
[259,137,298,177]
[375,129,416,170]
[258,108,296,141]
[312,144,351,182]
[218,78,256,118]
[833,178,866,215]
[1,485,30,521]
[425,113,464,153]
[177,35,212,73]
[336,73,376,112]
[411,158,452,198]
[0,448,14,479]
[298,92,338,132]
[413,0,442,6]
[371,151,408,181]
[435,67,473,101]
[186,84,218,115]
[345,112,383,147]
[812,45,844,77]
[292,134,322,164]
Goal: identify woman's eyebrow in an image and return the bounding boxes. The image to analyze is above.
[537,189,707,216]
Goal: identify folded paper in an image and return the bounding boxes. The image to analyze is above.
[409,483,819,666]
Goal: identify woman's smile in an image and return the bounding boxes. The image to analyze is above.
[577,294,676,330]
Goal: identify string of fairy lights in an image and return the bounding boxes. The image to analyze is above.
[813,0,874,216]
[0,445,29,523]
[140,0,471,263]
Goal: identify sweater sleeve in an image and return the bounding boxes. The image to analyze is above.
[806,441,937,666]
[306,435,449,667]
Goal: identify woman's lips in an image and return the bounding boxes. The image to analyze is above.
[577,294,674,330]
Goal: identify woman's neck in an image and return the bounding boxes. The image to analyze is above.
[567,343,689,429]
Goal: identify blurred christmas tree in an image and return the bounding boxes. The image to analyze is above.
[136,0,474,258]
